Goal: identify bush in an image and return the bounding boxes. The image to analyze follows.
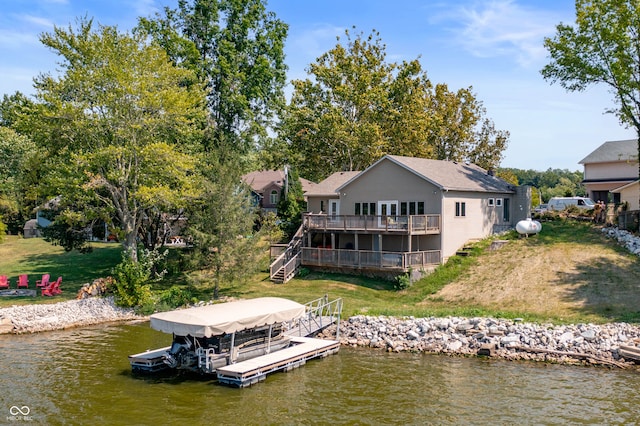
[112,249,155,308]
[158,285,195,309]
[394,273,411,290]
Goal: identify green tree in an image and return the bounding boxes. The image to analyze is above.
[281,29,509,181]
[0,127,38,233]
[137,0,288,160]
[30,19,207,260]
[187,160,263,299]
[276,167,305,238]
[541,0,640,190]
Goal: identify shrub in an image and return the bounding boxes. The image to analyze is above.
[112,249,155,308]
[158,285,194,309]
[394,273,411,291]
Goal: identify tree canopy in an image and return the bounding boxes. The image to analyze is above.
[541,0,640,181]
[26,18,207,258]
[277,29,509,181]
[137,0,288,161]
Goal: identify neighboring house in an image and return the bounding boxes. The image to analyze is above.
[23,196,59,238]
[270,155,530,282]
[242,169,316,214]
[579,139,639,204]
[611,180,640,211]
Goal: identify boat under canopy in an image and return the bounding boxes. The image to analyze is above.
[150,297,306,338]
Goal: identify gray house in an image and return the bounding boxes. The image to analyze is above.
[270,155,530,282]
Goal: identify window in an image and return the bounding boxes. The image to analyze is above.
[496,198,502,207]
[355,203,361,215]
[401,201,425,215]
[488,198,495,207]
[369,203,376,215]
[503,198,510,221]
[455,202,466,217]
[270,190,279,205]
[320,200,324,212]
[362,203,368,215]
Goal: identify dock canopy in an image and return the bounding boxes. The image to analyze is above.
[150,297,306,338]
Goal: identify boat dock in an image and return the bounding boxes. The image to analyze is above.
[216,336,340,387]
[129,347,171,373]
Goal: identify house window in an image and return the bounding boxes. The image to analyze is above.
[400,201,425,215]
[270,190,279,205]
[496,198,503,207]
[455,202,466,217]
[362,203,368,215]
[355,203,361,215]
[488,198,495,207]
[320,200,324,212]
[503,198,510,221]
[369,203,376,215]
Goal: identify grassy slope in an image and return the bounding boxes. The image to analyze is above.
[2,220,640,324]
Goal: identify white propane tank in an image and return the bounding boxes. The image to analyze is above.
[516,218,542,235]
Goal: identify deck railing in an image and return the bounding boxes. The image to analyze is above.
[301,247,440,270]
[303,214,440,234]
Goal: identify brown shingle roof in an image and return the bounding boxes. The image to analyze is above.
[242,170,316,194]
[304,171,361,196]
[338,155,514,193]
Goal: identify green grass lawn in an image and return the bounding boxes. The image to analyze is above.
[0,236,122,306]
[2,219,640,324]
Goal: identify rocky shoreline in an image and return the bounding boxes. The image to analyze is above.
[2,226,639,367]
[319,315,640,369]
[2,296,640,368]
[0,296,142,334]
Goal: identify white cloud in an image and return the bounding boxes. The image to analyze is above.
[0,29,41,50]
[430,0,568,68]
[290,24,345,63]
[20,14,55,29]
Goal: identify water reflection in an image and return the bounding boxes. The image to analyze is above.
[1,323,639,425]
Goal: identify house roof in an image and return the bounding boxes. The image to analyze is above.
[242,170,316,194]
[579,139,638,164]
[338,155,515,193]
[611,179,640,193]
[304,171,361,197]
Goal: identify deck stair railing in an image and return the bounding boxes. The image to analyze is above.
[270,224,304,283]
[287,295,343,339]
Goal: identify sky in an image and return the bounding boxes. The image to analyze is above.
[0,0,636,171]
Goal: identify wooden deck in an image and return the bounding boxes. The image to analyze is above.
[216,336,340,388]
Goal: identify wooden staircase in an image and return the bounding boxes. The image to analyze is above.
[269,225,304,283]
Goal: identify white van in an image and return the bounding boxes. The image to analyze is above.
[548,196,596,211]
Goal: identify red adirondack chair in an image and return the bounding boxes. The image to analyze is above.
[42,277,62,297]
[36,274,51,289]
[17,274,28,289]
[0,275,8,289]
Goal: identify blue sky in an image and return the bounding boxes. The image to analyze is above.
[0,0,635,171]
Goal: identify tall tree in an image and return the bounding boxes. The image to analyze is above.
[31,19,207,259]
[137,0,288,160]
[541,0,640,190]
[281,30,392,181]
[0,127,37,233]
[187,159,262,299]
[281,29,509,181]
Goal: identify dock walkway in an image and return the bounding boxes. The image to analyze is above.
[216,336,340,387]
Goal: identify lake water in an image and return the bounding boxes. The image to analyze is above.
[1,322,640,425]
